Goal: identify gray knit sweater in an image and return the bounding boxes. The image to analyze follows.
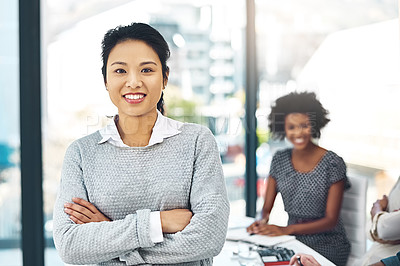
[53,123,230,266]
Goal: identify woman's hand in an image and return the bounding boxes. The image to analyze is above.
[371,195,388,219]
[249,224,289,236]
[160,209,192,233]
[64,197,111,224]
[289,253,321,266]
[246,218,268,234]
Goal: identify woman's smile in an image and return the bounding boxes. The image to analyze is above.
[123,93,146,104]
[293,138,306,144]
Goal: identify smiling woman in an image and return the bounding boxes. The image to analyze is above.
[247,91,351,266]
[52,22,229,266]
[105,40,166,147]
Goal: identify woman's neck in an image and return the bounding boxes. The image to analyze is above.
[292,141,318,157]
[291,142,326,172]
[116,110,158,147]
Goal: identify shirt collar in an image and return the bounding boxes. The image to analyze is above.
[98,110,183,147]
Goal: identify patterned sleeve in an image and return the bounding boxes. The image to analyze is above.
[268,150,282,179]
[327,153,351,190]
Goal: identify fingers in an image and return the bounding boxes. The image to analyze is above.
[246,221,260,232]
[302,256,320,266]
[289,254,301,265]
[72,197,98,214]
[291,253,321,266]
[64,202,93,217]
[252,224,269,235]
[251,225,284,236]
[255,226,274,235]
[69,215,84,225]
[247,219,268,233]
[289,256,297,265]
[64,198,111,224]
[64,206,91,223]
[64,198,95,223]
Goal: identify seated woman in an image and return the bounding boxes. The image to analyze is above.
[53,22,229,266]
[359,176,400,265]
[247,91,351,266]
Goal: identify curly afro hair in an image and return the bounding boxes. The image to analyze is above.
[268,91,330,140]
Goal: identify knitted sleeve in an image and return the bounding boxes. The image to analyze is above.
[125,126,230,265]
[53,141,153,265]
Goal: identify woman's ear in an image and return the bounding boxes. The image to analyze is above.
[163,68,169,89]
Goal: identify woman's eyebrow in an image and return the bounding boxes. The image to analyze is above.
[140,61,157,66]
[110,61,127,66]
[110,61,157,66]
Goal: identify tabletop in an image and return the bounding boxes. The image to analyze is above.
[215,216,336,266]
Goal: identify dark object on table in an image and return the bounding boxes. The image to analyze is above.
[257,246,295,265]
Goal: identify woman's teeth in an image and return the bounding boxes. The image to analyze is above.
[125,94,144,100]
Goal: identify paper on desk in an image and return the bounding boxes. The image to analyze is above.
[226,228,295,246]
[228,216,256,229]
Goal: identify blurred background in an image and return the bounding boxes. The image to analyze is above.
[0,0,399,264]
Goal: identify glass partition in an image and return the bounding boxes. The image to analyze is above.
[255,0,399,223]
[0,0,22,265]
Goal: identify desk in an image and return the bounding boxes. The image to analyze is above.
[214,239,335,266]
[215,216,335,266]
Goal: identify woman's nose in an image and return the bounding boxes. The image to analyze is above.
[295,126,303,133]
[125,73,142,88]
[291,126,303,135]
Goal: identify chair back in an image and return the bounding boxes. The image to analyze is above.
[340,175,368,264]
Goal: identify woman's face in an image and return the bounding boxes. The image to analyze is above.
[105,40,166,119]
[284,113,313,150]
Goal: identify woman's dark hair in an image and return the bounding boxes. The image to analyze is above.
[101,22,170,114]
[268,91,330,140]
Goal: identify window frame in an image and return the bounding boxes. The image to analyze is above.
[19,0,45,264]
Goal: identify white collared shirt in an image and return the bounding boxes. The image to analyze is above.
[98,110,183,148]
[98,110,184,243]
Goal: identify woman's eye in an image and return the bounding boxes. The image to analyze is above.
[115,69,126,74]
[141,68,152,73]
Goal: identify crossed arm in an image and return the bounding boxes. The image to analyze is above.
[54,130,229,265]
[370,195,400,243]
[55,181,228,265]
[64,197,192,233]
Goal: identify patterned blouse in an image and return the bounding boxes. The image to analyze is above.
[269,148,351,266]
